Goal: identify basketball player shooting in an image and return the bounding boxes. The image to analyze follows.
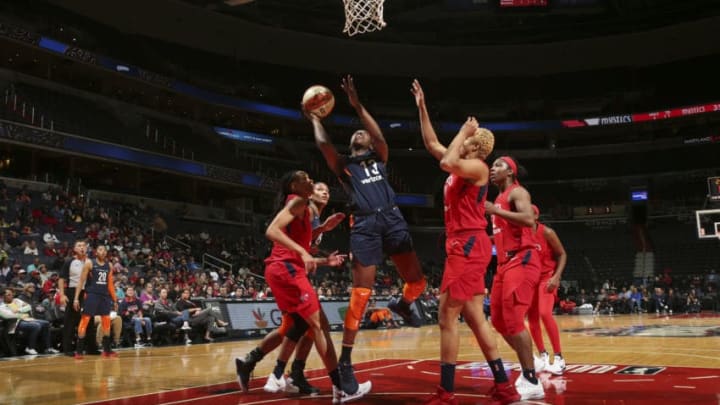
[306,74,427,396]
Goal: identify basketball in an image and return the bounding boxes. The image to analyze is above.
[302,85,335,118]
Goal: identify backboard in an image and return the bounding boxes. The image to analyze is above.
[695,209,720,239]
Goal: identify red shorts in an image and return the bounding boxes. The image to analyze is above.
[490,248,541,336]
[441,233,491,301]
[265,261,320,320]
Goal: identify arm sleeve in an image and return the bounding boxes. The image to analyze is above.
[107,270,117,302]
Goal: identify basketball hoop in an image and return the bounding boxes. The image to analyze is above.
[342,0,387,37]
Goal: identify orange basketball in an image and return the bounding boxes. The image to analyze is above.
[302,85,335,118]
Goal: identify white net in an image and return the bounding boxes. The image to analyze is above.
[342,0,387,36]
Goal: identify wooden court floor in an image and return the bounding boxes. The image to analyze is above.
[1,313,719,404]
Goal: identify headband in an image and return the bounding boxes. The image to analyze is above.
[500,156,519,184]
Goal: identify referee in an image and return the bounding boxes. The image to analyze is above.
[58,240,98,355]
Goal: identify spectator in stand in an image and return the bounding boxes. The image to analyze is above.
[558,297,576,314]
[154,288,192,342]
[17,284,42,316]
[38,264,50,284]
[7,230,21,248]
[666,288,681,313]
[175,288,226,342]
[24,240,39,256]
[57,241,71,258]
[43,241,59,257]
[686,291,701,313]
[0,258,11,282]
[651,287,668,314]
[593,289,610,315]
[0,287,59,355]
[94,312,122,350]
[187,257,201,272]
[14,268,27,285]
[629,287,643,313]
[119,286,153,347]
[41,273,59,300]
[139,283,157,306]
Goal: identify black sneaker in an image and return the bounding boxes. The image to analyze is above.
[286,371,320,396]
[388,300,422,327]
[338,361,359,395]
[235,358,253,393]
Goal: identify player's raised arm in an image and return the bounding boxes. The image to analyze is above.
[412,79,446,161]
[308,113,343,176]
[342,75,388,162]
[440,117,490,184]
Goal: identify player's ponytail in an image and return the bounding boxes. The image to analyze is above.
[273,170,302,217]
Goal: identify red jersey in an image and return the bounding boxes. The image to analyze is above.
[443,173,488,236]
[535,223,557,275]
[265,194,312,268]
[491,184,537,265]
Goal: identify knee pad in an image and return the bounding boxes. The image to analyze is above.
[403,278,427,302]
[285,313,309,343]
[78,315,91,337]
[344,287,372,330]
[277,313,294,338]
[101,316,112,335]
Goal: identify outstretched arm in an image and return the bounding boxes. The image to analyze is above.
[411,79,445,161]
[343,75,388,162]
[312,212,346,240]
[309,114,343,176]
[439,117,489,184]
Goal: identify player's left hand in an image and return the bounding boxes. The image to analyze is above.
[341,75,361,108]
[460,117,479,137]
[484,201,497,215]
[547,276,560,293]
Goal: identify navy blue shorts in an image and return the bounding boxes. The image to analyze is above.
[82,292,113,316]
[350,206,414,266]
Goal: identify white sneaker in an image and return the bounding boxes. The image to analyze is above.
[339,380,372,403]
[515,375,545,400]
[263,373,286,393]
[46,348,60,354]
[24,348,38,355]
[534,354,546,373]
[185,338,192,346]
[181,321,192,331]
[332,385,342,404]
[547,355,566,375]
[134,342,145,349]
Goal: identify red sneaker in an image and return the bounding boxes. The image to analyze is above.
[73,352,84,360]
[424,386,459,405]
[102,351,119,358]
[488,381,521,405]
